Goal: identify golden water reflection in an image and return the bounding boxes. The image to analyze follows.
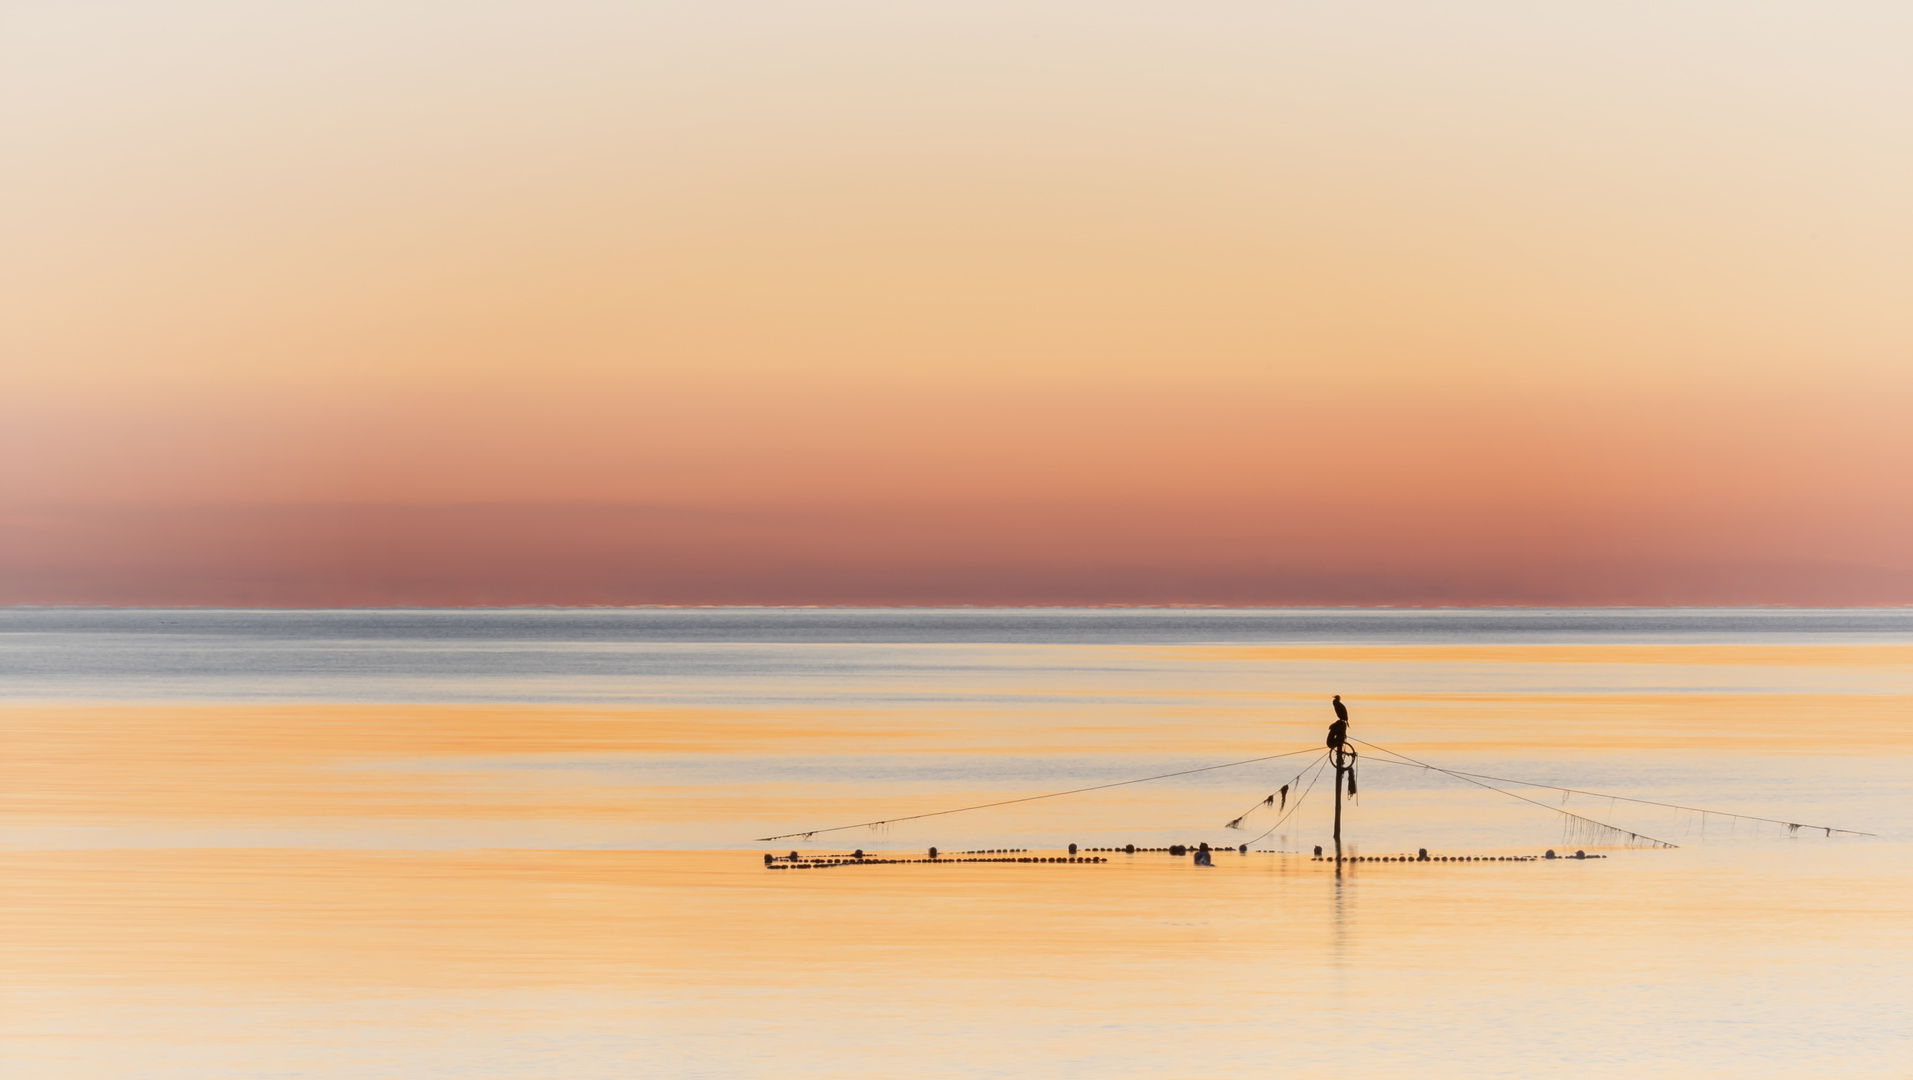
[4,641,1910,1076]
[6,847,1910,1078]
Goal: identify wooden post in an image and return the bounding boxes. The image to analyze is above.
[1327,695,1351,876]
[1332,745,1346,874]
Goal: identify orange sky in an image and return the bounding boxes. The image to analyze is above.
[3,3,1909,605]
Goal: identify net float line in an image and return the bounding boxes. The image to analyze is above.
[1318,849,1605,862]
[764,847,1609,869]
[765,853,1108,869]
[766,839,1284,868]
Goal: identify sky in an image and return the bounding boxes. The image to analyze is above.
[3,1,1909,605]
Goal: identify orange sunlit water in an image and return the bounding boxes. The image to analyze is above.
[5,630,1910,1077]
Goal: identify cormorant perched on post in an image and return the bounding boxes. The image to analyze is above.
[1327,695,1349,750]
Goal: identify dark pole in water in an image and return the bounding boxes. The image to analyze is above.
[1333,745,1345,874]
[1328,695,1351,877]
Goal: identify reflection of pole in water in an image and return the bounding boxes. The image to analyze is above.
[1331,858,1350,966]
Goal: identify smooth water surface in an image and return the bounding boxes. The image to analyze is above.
[4,608,1910,1077]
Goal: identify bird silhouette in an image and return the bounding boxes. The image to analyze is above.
[1327,695,1349,750]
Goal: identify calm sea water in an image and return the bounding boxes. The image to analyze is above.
[4,608,1910,1077]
